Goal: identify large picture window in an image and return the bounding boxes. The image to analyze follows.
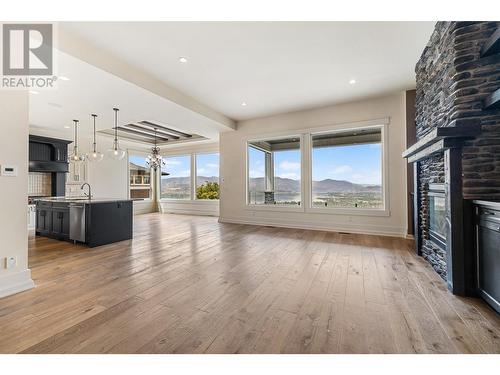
[196,153,220,200]
[311,127,383,209]
[129,155,152,199]
[161,155,191,200]
[247,137,301,206]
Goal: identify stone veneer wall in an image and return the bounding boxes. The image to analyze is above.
[415,21,500,279]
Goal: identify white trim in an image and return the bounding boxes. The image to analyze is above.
[244,204,303,213]
[0,269,35,299]
[241,117,390,141]
[305,206,390,217]
[219,216,406,238]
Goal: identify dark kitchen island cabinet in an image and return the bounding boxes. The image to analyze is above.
[473,200,500,314]
[36,198,133,248]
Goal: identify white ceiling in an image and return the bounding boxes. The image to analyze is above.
[61,22,435,121]
[29,48,229,146]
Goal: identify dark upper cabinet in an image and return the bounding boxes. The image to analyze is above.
[29,135,71,172]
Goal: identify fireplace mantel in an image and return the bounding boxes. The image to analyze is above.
[402,124,481,163]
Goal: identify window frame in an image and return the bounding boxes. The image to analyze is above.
[194,151,220,201]
[244,118,389,216]
[245,134,304,212]
[307,123,388,216]
[158,149,220,203]
[127,151,154,201]
[160,154,193,201]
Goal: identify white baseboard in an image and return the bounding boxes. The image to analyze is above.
[218,216,407,238]
[0,269,35,299]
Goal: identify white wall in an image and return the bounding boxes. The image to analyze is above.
[0,91,35,298]
[219,92,408,237]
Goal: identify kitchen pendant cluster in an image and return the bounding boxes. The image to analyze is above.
[69,107,125,164]
[146,128,165,171]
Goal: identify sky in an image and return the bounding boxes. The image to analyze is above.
[249,143,382,185]
[160,153,219,178]
[129,155,149,168]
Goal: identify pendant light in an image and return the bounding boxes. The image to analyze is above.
[86,114,104,162]
[107,107,125,160]
[69,119,85,163]
[146,128,165,171]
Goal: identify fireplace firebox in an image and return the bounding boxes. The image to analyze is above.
[428,184,446,250]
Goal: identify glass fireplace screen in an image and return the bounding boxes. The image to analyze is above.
[429,194,446,240]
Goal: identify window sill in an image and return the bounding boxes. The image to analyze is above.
[160,199,219,204]
[306,206,390,217]
[245,204,305,213]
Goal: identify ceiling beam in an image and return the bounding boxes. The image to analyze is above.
[139,121,191,138]
[117,127,170,142]
[123,123,178,140]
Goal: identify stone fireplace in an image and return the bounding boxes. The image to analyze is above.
[403,21,500,296]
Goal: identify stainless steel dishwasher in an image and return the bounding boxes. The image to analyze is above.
[69,203,86,243]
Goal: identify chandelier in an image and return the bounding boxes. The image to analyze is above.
[146,128,165,171]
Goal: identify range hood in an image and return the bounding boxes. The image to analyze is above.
[29,135,71,173]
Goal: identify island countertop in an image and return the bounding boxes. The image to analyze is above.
[36,197,133,204]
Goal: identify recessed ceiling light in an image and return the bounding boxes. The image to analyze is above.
[29,90,39,95]
[241,102,247,106]
[48,102,63,109]
[349,79,356,84]
[59,76,70,81]
[178,57,188,63]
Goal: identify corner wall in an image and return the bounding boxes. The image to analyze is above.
[0,91,34,298]
[219,93,408,237]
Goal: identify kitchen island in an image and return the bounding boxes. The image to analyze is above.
[36,198,133,248]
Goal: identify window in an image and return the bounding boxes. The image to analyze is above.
[196,153,220,200]
[129,155,152,199]
[161,155,191,200]
[247,137,301,206]
[311,127,383,209]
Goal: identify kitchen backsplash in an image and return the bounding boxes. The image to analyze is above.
[28,172,52,196]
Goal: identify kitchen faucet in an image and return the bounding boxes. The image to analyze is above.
[81,183,92,199]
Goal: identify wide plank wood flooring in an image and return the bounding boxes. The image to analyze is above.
[1,213,499,353]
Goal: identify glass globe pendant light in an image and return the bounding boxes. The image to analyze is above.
[69,119,85,163]
[86,114,104,162]
[106,107,126,160]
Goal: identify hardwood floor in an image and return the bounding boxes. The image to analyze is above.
[1,213,499,354]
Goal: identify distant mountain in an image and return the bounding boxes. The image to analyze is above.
[249,177,380,193]
[162,175,380,193]
[311,178,380,193]
[161,176,218,191]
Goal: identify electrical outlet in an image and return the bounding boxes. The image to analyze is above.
[5,256,17,269]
